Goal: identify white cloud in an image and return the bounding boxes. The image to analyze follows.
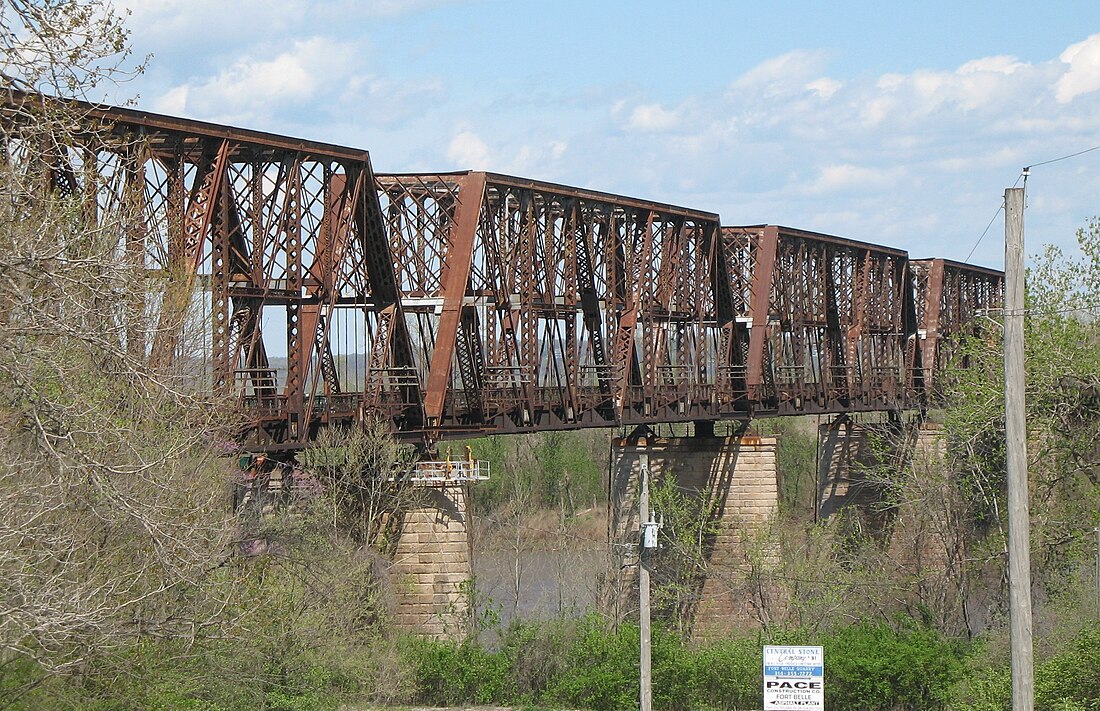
[806,77,841,99]
[957,55,1027,75]
[152,85,188,115]
[626,103,680,133]
[1056,33,1100,103]
[729,49,830,94]
[148,37,356,124]
[858,53,1049,124]
[210,41,323,100]
[809,164,901,194]
[504,139,570,175]
[860,95,897,126]
[447,130,491,169]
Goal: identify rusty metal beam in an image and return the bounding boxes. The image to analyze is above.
[4,92,1006,450]
[746,226,779,403]
[422,171,486,428]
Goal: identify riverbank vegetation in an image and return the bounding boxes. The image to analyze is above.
[4,2,1100,709]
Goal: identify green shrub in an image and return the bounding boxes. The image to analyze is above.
[822,622,968,711]
[690,636,762,710]
[651,630,696,711]
[501,618,577,701]
[1035,625,1100,711]
[947,664,1011,711]
[543,617,639,710]
[402,637,514,706]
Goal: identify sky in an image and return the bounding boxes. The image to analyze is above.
[106,0,1100,270]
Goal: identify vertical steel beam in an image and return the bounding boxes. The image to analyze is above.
[845,251,872,398]
[122,149,148,362]
[577,215,612,413]
[746,226,779,403]
[210,164,231,391]
[920,259,946,393]
[151,140,230,367]
[361,169,419,422]
[423,171,487,427]
[282,158,306,440]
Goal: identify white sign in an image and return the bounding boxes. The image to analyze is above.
[763,645,824,710]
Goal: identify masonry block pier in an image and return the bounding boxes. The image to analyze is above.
[817,417,886,526]
[817,417,947,529]
[817,418,960,622]
[391,458,488,638]
[605,432,783,637]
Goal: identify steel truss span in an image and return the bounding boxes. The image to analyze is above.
[6,95,1004,449]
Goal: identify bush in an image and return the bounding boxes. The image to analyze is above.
[401,637,514,706]
[1035,625,1100,711]
[393,616,977,710]
[948,660,1011,711]
[543,617,639,710]
[689,636,762,710]
[822,622,967,711]
[951,622,1100,711]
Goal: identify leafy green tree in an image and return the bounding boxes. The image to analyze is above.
[946,218,1100,610]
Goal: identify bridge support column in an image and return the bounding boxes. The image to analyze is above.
[604,432,783,637]
[818,418,964,625]
[391,485,472,639]
[817,416,887,527]
[883,423,967,628]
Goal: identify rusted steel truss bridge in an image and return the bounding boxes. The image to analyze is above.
[13,95,1003,450]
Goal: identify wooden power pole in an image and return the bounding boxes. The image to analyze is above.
[1004,186,1034,710]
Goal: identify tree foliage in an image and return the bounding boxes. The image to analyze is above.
[296,418,421,551]
[945,218,1100,606]
[1,0,141,97]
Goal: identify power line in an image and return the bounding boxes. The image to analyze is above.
[1025,144,1100,171]
[962,143,1100,265]
[965,202,1005,264]
[964,174,1022,264]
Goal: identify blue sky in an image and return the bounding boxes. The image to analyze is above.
[112,0,1100,269]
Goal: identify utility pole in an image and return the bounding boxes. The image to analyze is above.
[638,449,653,711]
[1004,186,1034,711]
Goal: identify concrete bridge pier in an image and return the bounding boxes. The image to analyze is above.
[391,483,473,638]
[604,429,784,637]
[817,417,959,605]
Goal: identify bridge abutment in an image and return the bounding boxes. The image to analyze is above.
[604,432,784,637]
[391,485,472,638]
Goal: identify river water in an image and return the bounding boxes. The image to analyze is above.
[471,548,605,627]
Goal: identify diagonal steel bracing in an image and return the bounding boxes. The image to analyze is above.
[4,95,1004,450]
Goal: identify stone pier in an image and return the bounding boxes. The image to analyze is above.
[605,433,783,637]
[817,418,962,624]
[817,417,948,532]
[391,485,472,638]
[883,424,965,627]
[817,416,888,530]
